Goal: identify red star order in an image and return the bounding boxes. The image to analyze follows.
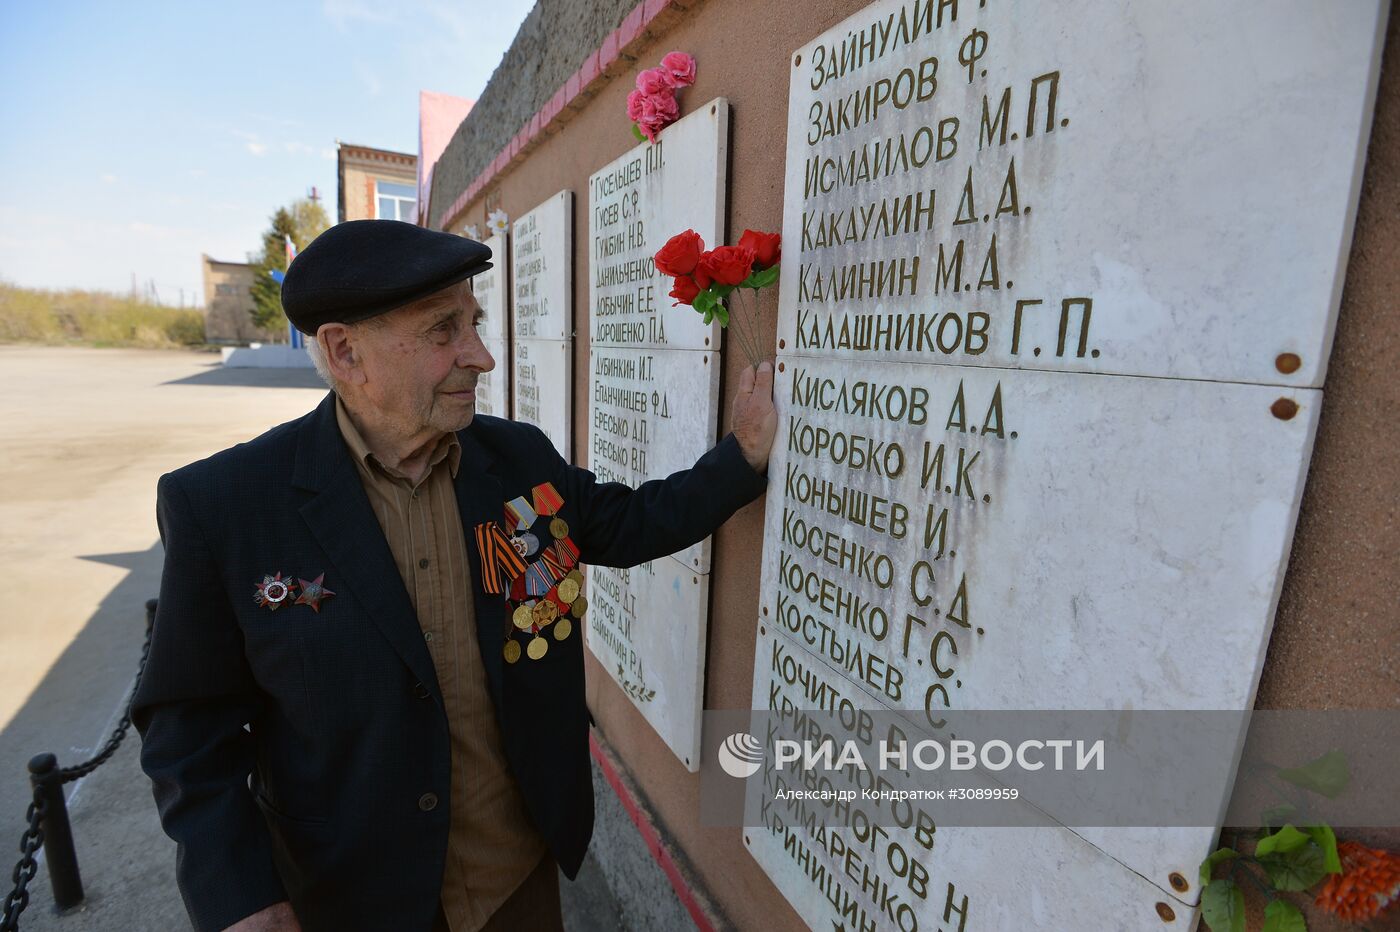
[295,573,336,612]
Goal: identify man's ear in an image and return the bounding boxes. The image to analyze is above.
[319,323,368,386]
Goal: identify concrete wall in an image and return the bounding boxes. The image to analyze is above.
[428,0,640,225]
[429,3,1398,929]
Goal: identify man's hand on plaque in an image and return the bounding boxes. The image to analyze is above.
[732,360,778,475]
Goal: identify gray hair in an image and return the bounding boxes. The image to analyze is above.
[305,333,335,389]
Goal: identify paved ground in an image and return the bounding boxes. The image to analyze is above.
[0,345,632,931]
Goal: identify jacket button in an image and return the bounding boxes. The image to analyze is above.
[413,682,431,700]
[418,792,438,811]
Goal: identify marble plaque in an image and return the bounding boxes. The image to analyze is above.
[586,555,710,771]
[586,346,720,573]
[473,234,512,418]
[588,98,728,351]
[512,337,570,456]
[512,191,572,342]
[753,357,1320,889]
[746,622,1203,931]
[748,0,1384,922]
[511,191,573,454]
[476,233,511,344]
[475,337,509,419]
[778,0,1387,387]
[585,100,734,767]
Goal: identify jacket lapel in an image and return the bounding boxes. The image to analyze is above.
[452,425,507,712]
[291,390,508,711]
[292,391,441,696]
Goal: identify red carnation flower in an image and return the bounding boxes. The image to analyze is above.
[737,229,781,270]
[654,230,704,277]
[669,275,701,307]
[698,245,757,287]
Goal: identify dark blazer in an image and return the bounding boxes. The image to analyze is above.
[132,389,768,932]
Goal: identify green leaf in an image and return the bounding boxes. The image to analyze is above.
[741,265,780,290]
[712,283,736,301]
[1256,825,1310,858]
[1277,750,1349,799]
[1199,848,1238,888]
[713,302,730,326]
[692,289,717,317]
[1303,825,1341,874]
[1201,879,1246,932]
[1261,804,1298,829]
[631,123,645,142]
[1262,842,1327,892]
[1261,899,1306,932]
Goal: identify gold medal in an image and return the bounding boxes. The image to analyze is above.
[503,639,521,664]
[527,636,548,660]
[557,578,580,604]
[570,595,588,616]
[533,599,558,626]
[553,617,572,641]
[512,604,535,630]
[566,568,583,585]
[550,517,569,539]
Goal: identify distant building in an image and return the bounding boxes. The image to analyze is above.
[200,254,276,344]
[336,142,418,223]
[417,91,475,226]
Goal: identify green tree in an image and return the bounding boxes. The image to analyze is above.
[249,197,330,335]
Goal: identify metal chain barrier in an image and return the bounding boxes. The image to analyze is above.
[0,793,46,932]
[0,598,156,930]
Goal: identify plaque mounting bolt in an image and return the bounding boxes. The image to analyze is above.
[1275,352,1302,374]
[1154,902,1176,922]
[1270,398,1299,421]
[1168,872,1188,892]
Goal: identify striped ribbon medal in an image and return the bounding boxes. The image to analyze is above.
[473,522,527,595]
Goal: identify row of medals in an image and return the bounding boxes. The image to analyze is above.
[503,517,585,664]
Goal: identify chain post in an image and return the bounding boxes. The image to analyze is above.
[28,755,82,910]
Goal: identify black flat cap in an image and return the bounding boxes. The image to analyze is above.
[281,220,492,334]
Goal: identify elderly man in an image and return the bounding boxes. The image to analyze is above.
[132,220,776,932]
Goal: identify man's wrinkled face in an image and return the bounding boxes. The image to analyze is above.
[353,280,495,435]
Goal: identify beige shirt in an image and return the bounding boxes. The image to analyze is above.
[334,393,547,931]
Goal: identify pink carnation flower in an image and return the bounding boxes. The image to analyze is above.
[660,51,696,87]
[635,67,672,97]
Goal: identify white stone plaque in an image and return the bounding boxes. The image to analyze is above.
[475,337,510,419]
[750,0,1385,923]
[476,233,511,344]
[747,624,1199,931]
[586,555,710,771]
[586,346,720,572]
[778,0,1386,387]
[511,191,573,455]
[473,234,511,418]
[585,100,734,768]
[588,98,728,351]
[512,192,572,341]
[512,337,570,456]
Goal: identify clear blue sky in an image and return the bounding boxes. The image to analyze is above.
[0,0,534,306]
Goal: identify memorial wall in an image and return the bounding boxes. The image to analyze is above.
[430,0,1395,927]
